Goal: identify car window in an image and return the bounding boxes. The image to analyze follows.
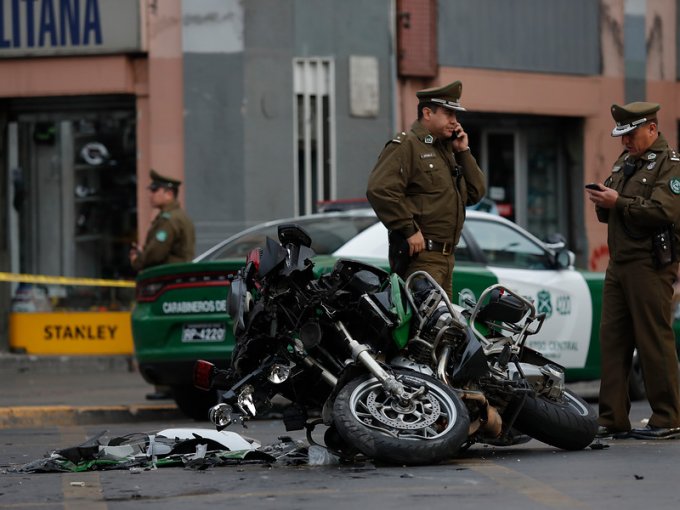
[454,234,472,263]
[466,218,551,269]
[203,216,379,261]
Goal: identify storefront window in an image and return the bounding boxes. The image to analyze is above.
[7,102,137,282]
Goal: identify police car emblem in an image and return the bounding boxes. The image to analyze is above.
[537,290,552,318]
[669,178,680,195]
[156,230,168,242]
[424,135,434,144]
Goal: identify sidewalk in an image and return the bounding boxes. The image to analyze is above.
[0,353,602,430]
[0,353,183,429]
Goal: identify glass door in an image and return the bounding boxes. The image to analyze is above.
[483,131,518,222]
[7,109,136,279]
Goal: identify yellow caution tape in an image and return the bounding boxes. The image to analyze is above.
[0,272,135,288]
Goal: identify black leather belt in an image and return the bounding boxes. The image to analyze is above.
[425,239,454,255]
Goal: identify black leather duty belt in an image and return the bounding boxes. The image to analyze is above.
[425,239,454,255]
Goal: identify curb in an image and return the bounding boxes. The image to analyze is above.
[0,404,184,429]
[0,354,136,375]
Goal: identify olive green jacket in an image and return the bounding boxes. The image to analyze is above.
[366,121,486,244]
[133,201,196,270]
[596,133,680,263]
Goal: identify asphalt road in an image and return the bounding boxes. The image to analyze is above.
[1,357,678,509]
[2,406,679,510]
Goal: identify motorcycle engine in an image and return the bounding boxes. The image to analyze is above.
[408,285,464,365]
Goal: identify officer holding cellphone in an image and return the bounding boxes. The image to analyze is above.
[586,102,680,440]
[366,81,486,298]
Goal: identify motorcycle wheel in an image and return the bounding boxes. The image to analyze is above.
[513,388,598,450]
[332,369,469,465]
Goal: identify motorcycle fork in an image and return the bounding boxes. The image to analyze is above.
[334,321,418,402]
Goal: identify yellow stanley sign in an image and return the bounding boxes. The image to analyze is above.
[9,312,133,355]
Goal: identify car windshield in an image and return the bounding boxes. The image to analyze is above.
[201,215,379,261]
[466,218,551,269]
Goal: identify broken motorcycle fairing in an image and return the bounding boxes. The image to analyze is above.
[195,223,597,465]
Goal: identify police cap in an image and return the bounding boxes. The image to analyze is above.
[610,102,660,137]
[416,81,466,111]
[149,169,182,191]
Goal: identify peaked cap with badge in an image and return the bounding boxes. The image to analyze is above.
[416,81,466,112]
[149,169,182,189]
[610,102,660,137]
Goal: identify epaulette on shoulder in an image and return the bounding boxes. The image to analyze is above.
[670,148,680,162]
[390,131,407,144]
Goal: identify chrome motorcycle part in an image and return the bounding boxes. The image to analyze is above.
[209,403,234,428]
[333,369,469,465]
[237,385,257,417]
[268,364,291,384]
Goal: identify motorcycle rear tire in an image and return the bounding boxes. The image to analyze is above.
[332,369,469,465]
[513,388,598,450]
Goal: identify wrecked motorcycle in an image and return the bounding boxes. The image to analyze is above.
[194,224,597,465]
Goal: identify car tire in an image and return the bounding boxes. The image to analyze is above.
[628,351,646,402]
[172,386,218,421]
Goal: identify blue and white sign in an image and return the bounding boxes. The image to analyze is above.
[0,0,142,57]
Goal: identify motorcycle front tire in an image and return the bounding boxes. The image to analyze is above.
[332,369,469,465]
[513,388,598,450]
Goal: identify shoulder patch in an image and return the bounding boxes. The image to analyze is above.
[669,178,680,195]
[155,230,168,242]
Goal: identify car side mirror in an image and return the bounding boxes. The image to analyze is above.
[555,248,574,270]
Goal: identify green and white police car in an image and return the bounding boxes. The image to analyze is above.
[131,209,669,419]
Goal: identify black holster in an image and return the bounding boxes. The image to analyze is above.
[388,230,411,276]
[652,225,676,268]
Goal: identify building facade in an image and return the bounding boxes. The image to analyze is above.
[1,0,679,347]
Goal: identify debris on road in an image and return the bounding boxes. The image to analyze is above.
[9,427,282,473]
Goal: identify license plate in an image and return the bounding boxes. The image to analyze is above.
[182,323,226,342]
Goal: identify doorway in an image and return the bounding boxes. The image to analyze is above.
[5,100,137,279]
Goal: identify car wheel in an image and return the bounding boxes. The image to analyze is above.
[628,351,646,401]
[172,386,218,421]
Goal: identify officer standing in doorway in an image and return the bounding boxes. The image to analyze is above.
[586,102,680,439]
[366,81,486,298]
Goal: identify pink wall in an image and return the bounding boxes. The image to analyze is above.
[136,0,184,245]
[398,0,679,271]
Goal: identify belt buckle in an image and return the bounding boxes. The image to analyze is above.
[442,242,452,256]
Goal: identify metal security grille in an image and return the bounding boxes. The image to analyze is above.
[293,58,336,215]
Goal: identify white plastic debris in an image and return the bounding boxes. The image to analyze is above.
[157,428,260,451]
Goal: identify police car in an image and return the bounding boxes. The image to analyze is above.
[131,209,658,419]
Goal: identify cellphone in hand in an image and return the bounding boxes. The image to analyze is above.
[584,183,601,190]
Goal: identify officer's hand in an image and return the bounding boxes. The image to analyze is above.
[129,243,140,263]
[451,122,469,152]
[407,231,425,256]
[586,186,618,209]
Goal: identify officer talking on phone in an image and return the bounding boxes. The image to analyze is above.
[586,101,680,440]
[366,81,486,298]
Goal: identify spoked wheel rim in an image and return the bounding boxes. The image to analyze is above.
[349,374,459,440]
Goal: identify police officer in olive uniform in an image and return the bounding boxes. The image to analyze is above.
[366,81,486,298]
[130,170,196,271]
[587,102,680,439]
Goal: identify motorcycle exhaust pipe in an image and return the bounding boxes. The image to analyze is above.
[459,390,503,438]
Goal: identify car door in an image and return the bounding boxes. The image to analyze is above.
[457,216,593,371]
